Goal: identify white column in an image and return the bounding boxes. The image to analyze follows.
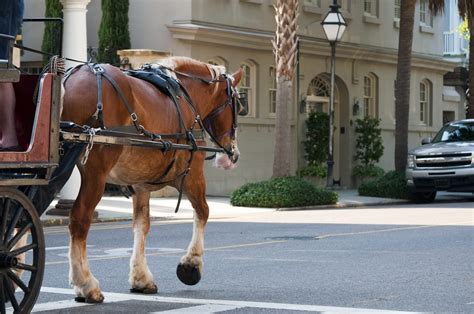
[60,0,91,68]
[50,0,91,216]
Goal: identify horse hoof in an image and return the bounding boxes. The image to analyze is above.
[176,263,201,285]
[74,293,104,304]
[130,285,158,294]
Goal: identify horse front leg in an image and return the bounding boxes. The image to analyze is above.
[68,167,107,303]
[129,188,157,294]
[177,172,209,286]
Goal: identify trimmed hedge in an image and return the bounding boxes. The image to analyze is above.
[230,176,338,208]
[358,170,410,199]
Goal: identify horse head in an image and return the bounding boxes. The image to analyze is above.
[159,57,244,170]
[204,67,244,170]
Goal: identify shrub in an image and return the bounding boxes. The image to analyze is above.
[298,162,327,178]
[42,0,63,65]
[300,112,329,176]
[230,176,338,208]
[98,0,131,65]
[303,112,329,164]
[352,164,385,179]
[353,117,384,178]
[358,171,410,199]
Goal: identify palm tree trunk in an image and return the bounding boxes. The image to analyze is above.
[273,79,293,176]
[394,0,416,172]
[272,0,299,178]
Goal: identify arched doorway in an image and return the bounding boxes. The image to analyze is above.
[305,74,350,186]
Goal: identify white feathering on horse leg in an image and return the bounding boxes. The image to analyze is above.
[180,212,205,271]
[129,214,156,292]
[69,238,103,301]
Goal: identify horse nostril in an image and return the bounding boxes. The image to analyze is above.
[232,154,239,164]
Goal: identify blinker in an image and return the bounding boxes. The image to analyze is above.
[236,92,248,116]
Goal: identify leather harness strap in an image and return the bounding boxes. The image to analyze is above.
[67,62,236,213]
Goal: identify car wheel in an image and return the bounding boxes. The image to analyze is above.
[410,191,437,203]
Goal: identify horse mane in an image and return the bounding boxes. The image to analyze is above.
[157,56,226,80]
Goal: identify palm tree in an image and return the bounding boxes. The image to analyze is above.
[457,0,473,118]
[272,0,299,177]
[394,0,444,172]
[394,0,416,172]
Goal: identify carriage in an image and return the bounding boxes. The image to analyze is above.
[0,23,246,312]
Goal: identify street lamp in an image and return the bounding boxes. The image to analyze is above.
[321,0,346,188]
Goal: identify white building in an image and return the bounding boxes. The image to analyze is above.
[22,0,463,194]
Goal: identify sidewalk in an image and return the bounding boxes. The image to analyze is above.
[40,190,472,226]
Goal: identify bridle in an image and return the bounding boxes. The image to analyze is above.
[202,75,239,150]
[159,65,244,159]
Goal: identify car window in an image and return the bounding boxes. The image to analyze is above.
[432,122,474,143]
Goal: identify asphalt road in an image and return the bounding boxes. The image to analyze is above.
[14,202,474,313]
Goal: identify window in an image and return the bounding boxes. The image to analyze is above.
[394,0,401,19]
[419,0,433,26]
[304,0,321,7]
[303,0,322,13]
[364,0,378,17]
[419,80,432,125]
[207,57,227,76]
[269,66,277,115]
[207,58,225,68]
[336,0,351,13]
[363,73,378,117]
[239,61,256,117]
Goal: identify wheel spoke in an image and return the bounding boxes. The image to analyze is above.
[0,198,11,244]
[14,262,36,272]
[7,270,30,294]
[9,243,36,257]
[7,222,32,251]
[4,276,19,312]
[0,274,6,314]
[5,206,23,245]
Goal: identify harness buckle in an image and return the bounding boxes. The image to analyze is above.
[130,112,138,122]
[92,64,104,74]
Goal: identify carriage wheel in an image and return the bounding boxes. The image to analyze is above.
[0,188,45,314]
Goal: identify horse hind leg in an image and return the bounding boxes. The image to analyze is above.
[177,177,209,286]
[129,189,157,294]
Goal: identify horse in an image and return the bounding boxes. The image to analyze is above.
[60,56,243,303]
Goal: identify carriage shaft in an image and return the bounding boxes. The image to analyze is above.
[60,131,225,153]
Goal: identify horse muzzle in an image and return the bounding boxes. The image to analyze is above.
[227,144,240,164]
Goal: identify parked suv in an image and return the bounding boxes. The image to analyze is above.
[406,119,474,202]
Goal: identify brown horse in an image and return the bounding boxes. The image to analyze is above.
[61,57,243,303]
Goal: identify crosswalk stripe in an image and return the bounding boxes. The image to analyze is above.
[40,286,421,313]
[149,304,241,313]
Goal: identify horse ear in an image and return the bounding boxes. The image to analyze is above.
[231,68,243,87]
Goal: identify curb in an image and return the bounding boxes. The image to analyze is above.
[41,216,134,227]
[40,215,188,228]
[276,200,410,211]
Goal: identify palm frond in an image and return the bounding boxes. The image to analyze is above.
[458,0,474,23]
[428,0,445,16]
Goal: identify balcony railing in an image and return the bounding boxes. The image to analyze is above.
[444,31,468,56]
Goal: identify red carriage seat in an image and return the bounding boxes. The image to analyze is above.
[0,73,56,164]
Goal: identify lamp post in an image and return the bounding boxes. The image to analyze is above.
[321,0,346,188]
